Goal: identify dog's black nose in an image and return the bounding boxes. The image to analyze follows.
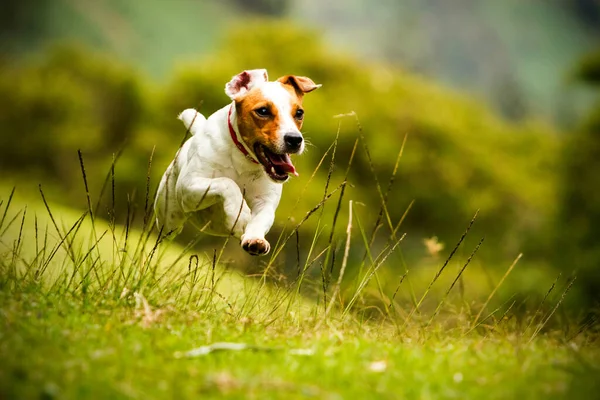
[284,132,303,151]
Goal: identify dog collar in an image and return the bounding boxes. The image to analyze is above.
[228,105,259,164]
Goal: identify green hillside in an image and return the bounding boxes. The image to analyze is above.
[1,176,598,400]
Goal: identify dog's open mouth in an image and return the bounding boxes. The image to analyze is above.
[254,143,298,182]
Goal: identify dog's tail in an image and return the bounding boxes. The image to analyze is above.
[178,109,206,135]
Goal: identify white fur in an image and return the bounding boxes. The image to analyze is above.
[178,109,206,134]
[155,72,304,255]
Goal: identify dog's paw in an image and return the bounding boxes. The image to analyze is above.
[241,236,270,256]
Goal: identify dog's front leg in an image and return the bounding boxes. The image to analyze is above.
[177,176,251,238]
[241,203,276,256]
[241,185,282,256]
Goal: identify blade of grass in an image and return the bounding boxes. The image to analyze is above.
[470,253,522,332]
[529,276,576,343]
[403,210,479,327]
[0,187,16,230]
[320,200,353,324]
[343,232,406,318]
[426,237,484,327]
[524,272,561,333]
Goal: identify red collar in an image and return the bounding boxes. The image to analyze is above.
[228,105,259,164]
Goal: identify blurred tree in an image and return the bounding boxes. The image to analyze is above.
[559,0,600,28]
[557,48,600,304]
[0,45,147,209]
[0,0,51,51]
[227,0,290,16]
[573,50,600,85]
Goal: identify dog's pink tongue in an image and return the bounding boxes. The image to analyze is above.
[271,154,298,176]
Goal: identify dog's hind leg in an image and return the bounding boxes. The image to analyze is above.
[155,161,187,237]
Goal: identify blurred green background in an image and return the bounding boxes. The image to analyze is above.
[1,0,599,309]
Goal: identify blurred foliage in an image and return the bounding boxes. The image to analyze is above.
[164,21,559,266]
[228,0,290,16]
[2,0,598,126]
[560,0,600,27]
[0,0,52,50]
[0,45,151,206]
[0,22,565,300]
[293,0,600,125]
[572,49,600,86]
[557,47,600,303]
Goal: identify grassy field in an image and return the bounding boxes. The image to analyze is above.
[0,183,598,400]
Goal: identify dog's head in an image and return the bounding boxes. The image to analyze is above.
[225,69,320,183]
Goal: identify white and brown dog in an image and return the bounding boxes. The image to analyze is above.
[154,69,320,256]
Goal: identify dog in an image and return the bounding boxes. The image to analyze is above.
[154,69,320,256]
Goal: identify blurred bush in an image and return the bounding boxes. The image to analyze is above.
[556,48,600,304]
[0,45,151,207]
[0,22,563,300]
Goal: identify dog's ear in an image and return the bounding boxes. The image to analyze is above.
[277,75,321,96]
[225,69,269,100]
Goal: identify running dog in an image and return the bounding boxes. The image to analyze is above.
[154,69,320,255]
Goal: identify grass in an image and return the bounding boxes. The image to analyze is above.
[1,134,599,399]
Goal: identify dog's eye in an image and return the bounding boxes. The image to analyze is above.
[255,107,270,117]
[295,109,304,120]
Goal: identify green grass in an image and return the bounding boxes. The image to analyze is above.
[2,292,595,399]
[0,179,598,399]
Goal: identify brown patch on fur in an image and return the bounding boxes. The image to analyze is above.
[235,85,304,152]
[277,75,320,96]
[236,88,281,151]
